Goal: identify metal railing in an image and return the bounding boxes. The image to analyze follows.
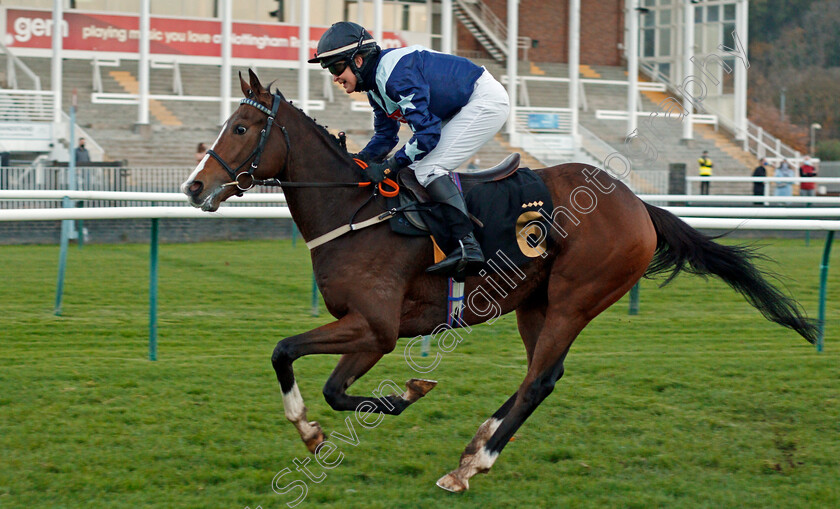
[90,57,325,111]
[455,0,531,60]
[501,74,665,110]
[0,166,284,209]
[1,40,42,90]
[639,61,801,164]
[686,175,840,198]
[0,90,55,122]
[92,56,121,93]
[744,120,802,161]
[472,0,507,42]
[93,56,184,95]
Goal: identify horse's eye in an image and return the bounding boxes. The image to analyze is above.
[235,125,247,135]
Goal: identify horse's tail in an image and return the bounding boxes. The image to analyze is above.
[642,202,819,344]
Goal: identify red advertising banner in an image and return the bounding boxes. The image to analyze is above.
[4,8,405,60]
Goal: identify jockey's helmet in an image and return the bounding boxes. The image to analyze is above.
[308,22,380,90]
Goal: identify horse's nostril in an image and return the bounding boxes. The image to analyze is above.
[189,181,203,195]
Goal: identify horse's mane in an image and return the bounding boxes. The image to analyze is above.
[267,84,349,157]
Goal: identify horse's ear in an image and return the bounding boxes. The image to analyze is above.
[267,80,286,101]
[248,68,265,95]
[239,71,251,98]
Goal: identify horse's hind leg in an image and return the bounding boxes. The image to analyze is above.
[454,297,547,471]
[437,313,581,492]
[322,352,438,415]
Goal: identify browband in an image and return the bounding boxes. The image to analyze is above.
[240,98,273,116]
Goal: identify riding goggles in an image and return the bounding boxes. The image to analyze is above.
[327,59,349,76]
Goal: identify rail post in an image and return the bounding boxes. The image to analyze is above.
[149,218,159,361]
[629,281,640,315]
[817,230,834,352]
[311,274,319,317]
[54,196,72,315]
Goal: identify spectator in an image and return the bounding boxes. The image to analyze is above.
[774,159,794,198]
[752,158,768,204]
[75,138,91,164]
[195,143,208,164]
[698,150,713,195]
[799,156,818,197]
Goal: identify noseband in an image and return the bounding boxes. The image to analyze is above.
[207,93,291,192]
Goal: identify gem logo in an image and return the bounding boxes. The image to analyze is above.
[12,16,69,43]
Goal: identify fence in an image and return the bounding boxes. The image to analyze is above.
[0,191,840,360]
[686,176,840,197]
[0,166,284,208]
[0,192,836,356]
[0,90,55,122]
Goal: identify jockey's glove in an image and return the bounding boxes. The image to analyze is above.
[364,157,401,183]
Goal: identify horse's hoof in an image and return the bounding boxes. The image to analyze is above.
[405,378,438,402]
[303,422,325,454]
[436,472,469,492]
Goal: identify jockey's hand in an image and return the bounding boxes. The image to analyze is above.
[364,157,400,183]
[350,152,367,163]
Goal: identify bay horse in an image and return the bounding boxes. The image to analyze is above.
[181,70,817,492]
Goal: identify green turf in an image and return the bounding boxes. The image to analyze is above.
[1,237,838,508]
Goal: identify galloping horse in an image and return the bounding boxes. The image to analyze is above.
[182,70,817,492]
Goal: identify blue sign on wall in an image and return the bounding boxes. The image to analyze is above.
[527,113,560,129]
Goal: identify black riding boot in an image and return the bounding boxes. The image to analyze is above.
[424,175,485,279]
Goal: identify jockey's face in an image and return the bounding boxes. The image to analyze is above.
[333,55,364,94]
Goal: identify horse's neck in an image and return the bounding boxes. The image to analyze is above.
[280,116,369,244]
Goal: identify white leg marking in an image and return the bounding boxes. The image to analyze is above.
[437,417,504,492]
[482,417,503,437]
[282,381,319,440]
[472,447,500,472]
[282,381,306,422]
[464,417,503,454]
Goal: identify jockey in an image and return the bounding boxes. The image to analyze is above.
[308,21,511,278]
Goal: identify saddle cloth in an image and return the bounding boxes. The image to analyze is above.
[386,164,554,271]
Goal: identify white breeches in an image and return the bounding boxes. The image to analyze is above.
[411,69,510,187]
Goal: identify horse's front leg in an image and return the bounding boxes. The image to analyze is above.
[271,312,395,453]
[322,352,437,415]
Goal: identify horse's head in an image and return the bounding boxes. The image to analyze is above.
[181,69,287,211]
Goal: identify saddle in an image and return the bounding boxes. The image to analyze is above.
[383,153,554,273]
[394,153,521,232]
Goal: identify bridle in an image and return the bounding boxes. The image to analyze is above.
[207,92,398,197]
[203,90,413,250]
[208,94,287,192]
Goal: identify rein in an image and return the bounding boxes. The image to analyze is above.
[209,91,404,250]
[211,93,398,197]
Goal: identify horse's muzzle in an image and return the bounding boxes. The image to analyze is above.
[181,179,209,209]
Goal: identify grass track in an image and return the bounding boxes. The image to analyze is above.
[1,238,839,508]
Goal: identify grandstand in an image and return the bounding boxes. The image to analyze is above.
[3,54,757,186]
[0,1,806,198]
